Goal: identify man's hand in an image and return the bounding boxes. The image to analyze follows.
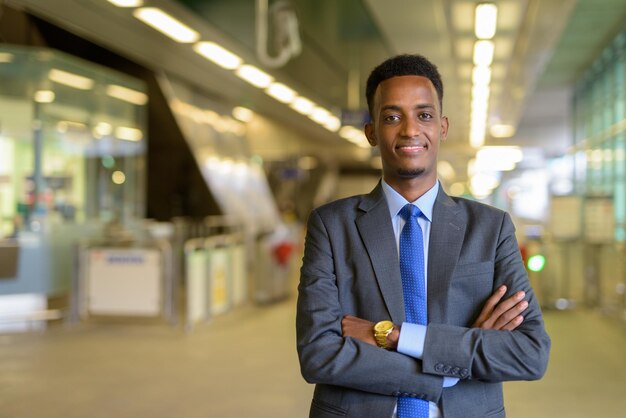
[342,315,377,346]
[342,315,401,349]
[472,285,528,330]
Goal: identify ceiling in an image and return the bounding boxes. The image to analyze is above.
[5,0,626,180]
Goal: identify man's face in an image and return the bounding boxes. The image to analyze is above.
[365,75,448,187]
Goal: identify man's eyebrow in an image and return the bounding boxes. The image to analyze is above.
[380,104,436,111]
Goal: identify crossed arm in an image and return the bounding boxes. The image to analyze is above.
[297,209,550,401]
[342,284,528,349]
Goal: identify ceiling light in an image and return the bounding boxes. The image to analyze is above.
[472,66,492,86]
[94,122,113,137]
[133,7,199,43]
[473,40,494,66]
[235,65,273,88]
[106,84,148,105]
[266,82,296,103]
[107,0,143,7]
[323,116,341,132]
[470,128,486,148]
[310,107,331,124]
[232,106,254,122]
[475,3,498,39]
[115,126,143,141]
[290,97,315,115]
[49,68,94,90]
[34,90,55,103]
[490,124,516,138]
[194,42,242,69]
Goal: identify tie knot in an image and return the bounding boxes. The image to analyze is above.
[400,204,421,221]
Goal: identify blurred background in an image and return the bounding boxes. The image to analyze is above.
[0,0,625,417]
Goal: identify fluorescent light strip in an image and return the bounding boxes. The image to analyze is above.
[472,66,491,86]
[107,0,143,7]
[194,42,242,69]
[310,107,331,124]
[323,116,341,132]
[232,106,254,122]
[236,65,273,88]
[106,84,148,105]
[475,4,498,39]
[473,40,494,66]
[49,68,94,90]
[133,7,199,43]
[115,126,143,141]
[266,82,296,103]
[34,90,55,103]
[290,97,315,115]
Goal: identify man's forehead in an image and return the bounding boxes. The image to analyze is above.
[374,76,440,107]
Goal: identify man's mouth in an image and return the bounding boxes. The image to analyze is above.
[396,144,426,152]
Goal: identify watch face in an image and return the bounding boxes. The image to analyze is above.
[374,320,393,332]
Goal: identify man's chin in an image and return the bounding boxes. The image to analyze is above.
[397,168,426,178]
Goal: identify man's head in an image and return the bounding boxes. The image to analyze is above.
[366,54,444,117]
[364,55,448,197]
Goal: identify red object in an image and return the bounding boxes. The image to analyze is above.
[273,242,294,266]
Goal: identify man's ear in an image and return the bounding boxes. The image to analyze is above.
[364,122,377,146]
[440,116,449,141]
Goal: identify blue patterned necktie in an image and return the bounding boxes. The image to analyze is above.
[397,204,429,418]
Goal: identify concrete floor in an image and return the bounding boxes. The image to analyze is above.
[1,295,625,417]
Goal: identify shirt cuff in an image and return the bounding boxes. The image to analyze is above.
[397,322,427,359]
[443,377,459,387]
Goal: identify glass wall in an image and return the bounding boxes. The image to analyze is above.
[0,45,147,294]
[573,29,626,241]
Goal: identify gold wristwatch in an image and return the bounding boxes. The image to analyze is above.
[373,320,394,349]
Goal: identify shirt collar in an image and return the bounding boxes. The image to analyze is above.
[381,179,439,222]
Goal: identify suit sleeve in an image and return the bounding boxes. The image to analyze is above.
[421,212,551,382]
[296,209,444,402]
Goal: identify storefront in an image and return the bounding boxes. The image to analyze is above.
[0,45,147,296]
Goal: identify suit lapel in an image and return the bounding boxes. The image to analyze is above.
[427,190,466,324]
[356,183,406,324]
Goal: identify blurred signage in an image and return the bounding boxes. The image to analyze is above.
[87,248,161,316]
[341,109,370,127]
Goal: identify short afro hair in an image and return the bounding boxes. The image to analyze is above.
[365,54,444,117]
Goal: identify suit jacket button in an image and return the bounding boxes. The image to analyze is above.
[460,368,469,378]
[434,363,444,372]
[443,365,451,373]
[451,367,460,375]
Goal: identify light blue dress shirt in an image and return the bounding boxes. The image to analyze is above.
[381,179,458,418]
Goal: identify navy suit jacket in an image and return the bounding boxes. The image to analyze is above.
[296,182,550,417]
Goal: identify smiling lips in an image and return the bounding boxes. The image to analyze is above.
[396,144,426,153]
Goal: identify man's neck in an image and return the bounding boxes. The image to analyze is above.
[383,176,437,203]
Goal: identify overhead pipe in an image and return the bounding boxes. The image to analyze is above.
[256,0,301,68]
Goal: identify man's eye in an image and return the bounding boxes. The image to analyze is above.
[419,113,433,120]
[384,115,400,123]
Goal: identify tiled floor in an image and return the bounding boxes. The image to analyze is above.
[0,293,625,417]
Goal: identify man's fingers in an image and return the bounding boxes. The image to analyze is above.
[500,315,524,331]
[472,285,507,327]
[493,300,528,329]
[490,291,525,322]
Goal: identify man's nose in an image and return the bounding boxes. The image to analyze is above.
[400,118,421,137]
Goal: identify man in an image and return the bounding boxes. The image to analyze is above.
[296,54,550,418]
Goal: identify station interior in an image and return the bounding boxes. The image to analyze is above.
[0,1,626,417]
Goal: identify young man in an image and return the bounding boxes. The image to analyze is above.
[296,55,550,418]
